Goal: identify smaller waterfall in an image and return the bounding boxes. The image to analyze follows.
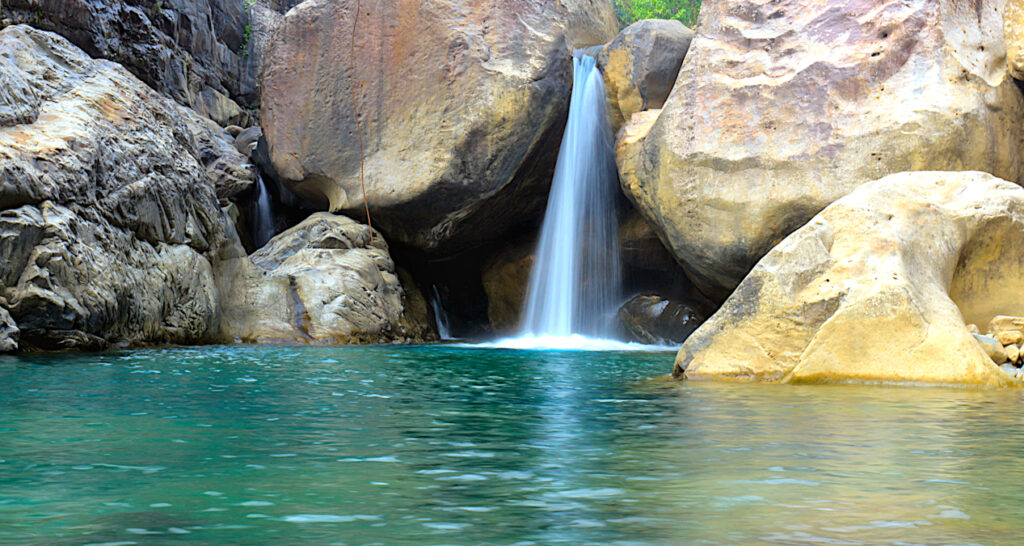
[252,176,275,248]
[518,52,622,341]
[430,285,452,340]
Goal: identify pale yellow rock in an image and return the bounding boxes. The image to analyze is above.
[1006,344,1020,364]
[997,330,1024,346]
[988,315,1024,338]
[1007,0,1024,79]
[677,171,1024,387]
[619,0,1024,300]
[967,323,980,334]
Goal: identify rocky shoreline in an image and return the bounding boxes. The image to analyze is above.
[2,1,1024,387]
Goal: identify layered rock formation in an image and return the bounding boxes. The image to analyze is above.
[0,25,242,350]
[619,0,1024,300]
[678,171,1024,387]
[1,0,258,114]
[261,0,619,254]
[216,213,433,344]
[596,19,693,130]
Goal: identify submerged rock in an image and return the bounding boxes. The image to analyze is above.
[596,19,693,130]
[260,0,618,255]
[0,25,248,349]
[217,213,433,344]
[618,293,705,346]
[619,0,1024,300]
[678,171,1024,387]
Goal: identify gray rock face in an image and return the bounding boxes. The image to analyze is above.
[618,293,705,346]
[0,25,245,349]
[0,306,17,353]
[597,19,694,130]
[1,0,258,110]
[260,0,619,255]
[216,213,434,344]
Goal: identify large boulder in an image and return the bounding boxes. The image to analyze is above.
[481,239,536,335]
[596,19,694,130]
[1009,0,1024,79]
[1,0,257,111]
[677,171,1024,387]
[216,213,434,344]
[619,0,1024,300]
[0,25,246,349]
[261,0,619,255]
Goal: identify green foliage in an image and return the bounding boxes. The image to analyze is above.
[614,0,701,28]
[240,24,253,57]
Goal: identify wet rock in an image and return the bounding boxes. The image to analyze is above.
[618,293,705,346]
[216,213,433,344]
[235,126,263,159]
[619,0,1024,300]
[0,26,239,348]
[481,239,536,335]
[260,0,618,255]
[596,19,693,130]
[677,171,1024,387]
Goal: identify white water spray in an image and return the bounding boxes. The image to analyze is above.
[516,52,622,345]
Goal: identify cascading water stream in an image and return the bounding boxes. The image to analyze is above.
[517,52,622,344]
[252,175,275,248]
[430,285,452,340]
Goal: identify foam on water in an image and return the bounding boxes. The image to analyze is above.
[465,335,677,352]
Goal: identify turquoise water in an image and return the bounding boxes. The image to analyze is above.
[2,345,1024,544]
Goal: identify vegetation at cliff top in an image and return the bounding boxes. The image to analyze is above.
[614,0,701,28]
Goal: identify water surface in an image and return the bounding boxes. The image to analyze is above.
[2,345,1023,544]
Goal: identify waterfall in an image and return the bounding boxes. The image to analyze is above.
[430,285,452,340]
[252,176,275,248]
[519,52,622,340]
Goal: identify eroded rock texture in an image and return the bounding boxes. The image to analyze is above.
[619,0,1024,300]
[261,0,619,255]
[678,171,1024,387]
[216,213,434,344]
[1,0,258,114]
[0,25,248,350]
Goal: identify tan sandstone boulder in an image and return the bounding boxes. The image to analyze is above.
[677,171,1024,387]
[596,19,694,130]
[216,213,433,344]
[1008,0,1024,79]
[261,0,618,254]
[0,25,249,350]
[619,0,1024,300]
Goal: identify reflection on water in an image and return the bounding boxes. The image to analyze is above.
[1,345,1024,544]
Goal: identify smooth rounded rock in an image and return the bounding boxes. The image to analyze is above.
[596,19,693,130]
[677,171,1024,387]
[619,0,1024,300]
[260,0,618,255]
